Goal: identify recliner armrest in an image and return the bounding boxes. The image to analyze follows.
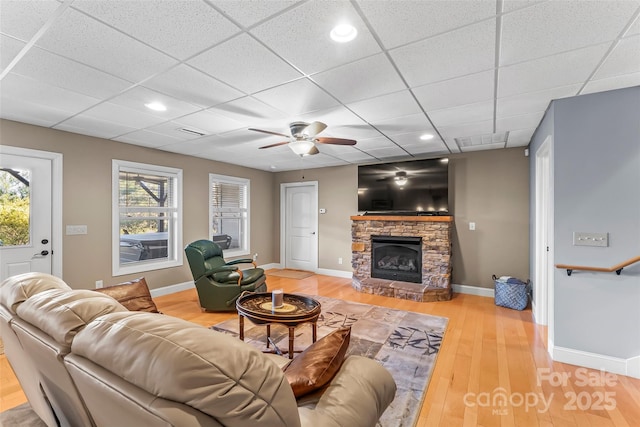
[225,259,257,268]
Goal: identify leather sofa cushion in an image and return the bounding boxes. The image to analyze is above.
[0,272,70,313]
[95,277,159,313]
[283,327,351,398]
[71,312,302,427]
[16,289,127,346]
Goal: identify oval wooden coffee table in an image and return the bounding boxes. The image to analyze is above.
[236,292,321,359]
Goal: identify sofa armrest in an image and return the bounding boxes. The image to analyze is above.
[296,356,396,427]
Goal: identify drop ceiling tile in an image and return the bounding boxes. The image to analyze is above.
[502,1,546,13]
[363,145,409,159]
[296,105,367,128]
[36,8,177,82]
[625,14,640,37]
[72,0,239,60]
[496,84,580,117]
[347,90,421,123]
[107,87,201,120]
[210,96,289,128]
[1,73,100,114]
[498,44,610,98]
[142,65,243,108]
[79,102,167,129]
[496,111,544,132]
[115,129,184,148]
[582,72,640,95]
[428,100,494,128]
[593,35,640,80]
[355,136,398,150]
[372,113,434,136]
[188,33,302,94]
[0,0,60,41]
[0,96,71,127]
[209,0,301,28]
[1,35,25,72]
[12,47,132,99]
[390,19,496,87]
[357,0,496,49]
[250,0,381,75]
[438,120,494,139]
[253,79,339,115]
[323,124,381,141]
[213,128,276,149]
[174,110,245,135]
[413,70,494,112]
[500,0,637,65]
[312,53,405,104]
[54,115,137,139]
[402,143,450,156]
[507,128,535,147]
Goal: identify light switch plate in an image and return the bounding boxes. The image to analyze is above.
[573,232,608,247]
[66,225,87,235]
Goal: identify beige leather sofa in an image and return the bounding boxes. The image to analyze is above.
[1,273,397,427]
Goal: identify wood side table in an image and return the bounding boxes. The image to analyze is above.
[236,292,321,359]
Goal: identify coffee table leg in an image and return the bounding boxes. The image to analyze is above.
[312,323,317,343]
[288,327,295,359]
[266,324,271,348]
[239,315,244,341]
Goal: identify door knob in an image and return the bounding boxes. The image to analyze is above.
[311,231,316,235]
[33,250,49,258]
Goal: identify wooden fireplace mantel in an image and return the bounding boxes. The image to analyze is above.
[350,215,453,222]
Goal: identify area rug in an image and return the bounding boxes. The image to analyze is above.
[212,295,448,427]
[268,269,315,280]
[0,403,47,426]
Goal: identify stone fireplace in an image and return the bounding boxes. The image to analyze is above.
[351,215,453,302]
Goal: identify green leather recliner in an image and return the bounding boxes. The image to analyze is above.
[185,239,267,311]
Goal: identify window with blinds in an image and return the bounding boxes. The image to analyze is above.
[209,174,249,256]
[112,160,183,276]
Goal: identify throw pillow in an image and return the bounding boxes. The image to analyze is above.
[95,277,159,313]
[282,326,351,398]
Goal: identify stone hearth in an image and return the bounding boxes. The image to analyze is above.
[351,215,453,302]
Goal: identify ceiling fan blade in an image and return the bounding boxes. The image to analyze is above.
[259,141,290,149]
[249,128,290,138]
[303,121,327,137]
[315,137,357,145]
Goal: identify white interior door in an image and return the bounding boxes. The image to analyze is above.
[0,154,52,280]
[281,182,318,271]
[534,136,554,351]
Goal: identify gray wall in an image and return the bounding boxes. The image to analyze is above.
[530,86,640,359]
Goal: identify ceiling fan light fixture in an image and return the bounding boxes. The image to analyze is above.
[330,23,357,43]
[394,176,408,186]
[289,140,315,156]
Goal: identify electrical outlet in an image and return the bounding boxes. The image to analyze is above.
[95,280,103,289]
[469,222,476,231]
[338,257,343,265]
[253,253,258,261]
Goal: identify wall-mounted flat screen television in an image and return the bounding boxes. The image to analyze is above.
[357,158,449,214]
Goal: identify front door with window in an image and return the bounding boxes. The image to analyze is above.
[0,154,52,280]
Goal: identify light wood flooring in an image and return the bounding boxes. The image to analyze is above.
[1,272,639,426]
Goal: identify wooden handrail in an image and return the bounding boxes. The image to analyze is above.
[556,255,640,276]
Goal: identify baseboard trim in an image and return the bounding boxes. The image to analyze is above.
[260,263,282,270]
[452,284,494,298]
[553,346,640,379]
[150,281,194,298]
[316,268,352,278]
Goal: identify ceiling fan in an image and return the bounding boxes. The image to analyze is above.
[249,121,356,156]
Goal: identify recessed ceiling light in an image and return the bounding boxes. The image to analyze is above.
[144,102,167,112]
[330,23,357,43]
[419,133,434,141]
